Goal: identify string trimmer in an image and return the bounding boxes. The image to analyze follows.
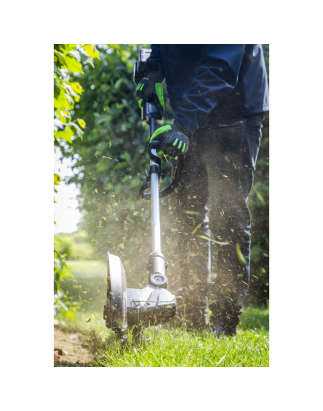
[103,49,184,344]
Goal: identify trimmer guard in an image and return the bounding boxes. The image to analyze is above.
[103,253,128,335]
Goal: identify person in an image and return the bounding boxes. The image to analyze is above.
[135,45,269,337]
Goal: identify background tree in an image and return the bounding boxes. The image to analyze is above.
[54,44,100,320]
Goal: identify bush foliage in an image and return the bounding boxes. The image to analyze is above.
[54,44,100,319]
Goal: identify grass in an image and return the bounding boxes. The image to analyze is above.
[95,327,269,367]
[56,275,269,367]
[57,307,269,367]
[65,260,106,276]
[56,305,269,367]
[55,231,95,260]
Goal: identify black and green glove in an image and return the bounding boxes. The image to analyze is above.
[135,62,165,110]
[148,120,190,158]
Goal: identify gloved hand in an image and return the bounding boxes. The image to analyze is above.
[149,120,190,157]
[135,61,165,110]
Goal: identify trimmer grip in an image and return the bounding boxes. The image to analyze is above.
[138,156,185,200]
[147,140,161,166]
[158,156,184,198]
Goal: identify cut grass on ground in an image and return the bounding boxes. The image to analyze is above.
[55,305,269,367]
[95,327,269,367]
[56,275,269,367]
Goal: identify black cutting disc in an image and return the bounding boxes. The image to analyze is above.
[104,253,127,333]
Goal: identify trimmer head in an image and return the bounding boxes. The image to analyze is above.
[103,252,177,339]
[103,253,128,336]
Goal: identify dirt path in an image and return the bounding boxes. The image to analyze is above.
[54,327,96,367]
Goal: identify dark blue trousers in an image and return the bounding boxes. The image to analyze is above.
[171,113,264,310]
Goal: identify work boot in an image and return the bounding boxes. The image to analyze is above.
[209,299,242,337]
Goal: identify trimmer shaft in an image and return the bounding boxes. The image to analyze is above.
[104,49,180,340]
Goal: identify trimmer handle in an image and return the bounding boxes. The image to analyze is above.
[139,155,185,200]
[138,100,185,200]
[147,140,161,166]
[134,48,184,200]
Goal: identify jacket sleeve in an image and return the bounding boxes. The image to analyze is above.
[173,45,245,136]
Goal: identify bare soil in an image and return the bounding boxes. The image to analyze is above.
[54,327,96,367]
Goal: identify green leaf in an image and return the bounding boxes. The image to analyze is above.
[60,44,76,53]
[64,83,78,97]
[84,44,100,60]
[87,315,93,323]
[64,56,83,73]
[79,52,94,68]
[64,93,74,105]
[57,111,66,123]
[71,82,84,95]
[58,109,72,123]
[198,235,229,246]
[54,51,67,68]
[57,55,67,67]
[70,122,83,138]
[69,50,81,62]
[114,78,127,90]
[54,281,58,295]
[54,173,61,186]
[54,63,62,77]
[54,82,60,99]
[236,243,247,265]
[54,126,73,143]
[78,118,86,128]
[54,93,73,110]
[191,223,202,235]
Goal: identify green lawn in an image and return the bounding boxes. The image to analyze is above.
[65,260,106,276]
[56,272,269,367]
[56,306,269,367]
[95,326,269,367]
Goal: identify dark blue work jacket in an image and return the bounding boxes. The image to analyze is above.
[151,44,269,136]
